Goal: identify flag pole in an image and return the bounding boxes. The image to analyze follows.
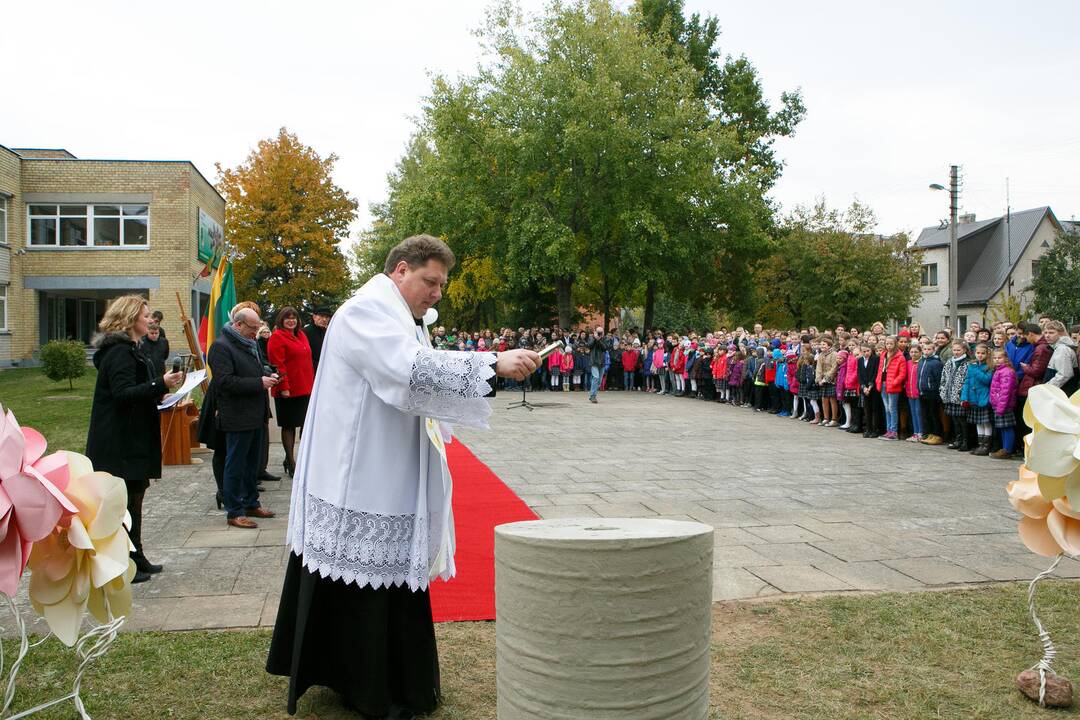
[175,291,209,392]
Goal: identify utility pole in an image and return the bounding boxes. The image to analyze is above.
[948,165,959,334]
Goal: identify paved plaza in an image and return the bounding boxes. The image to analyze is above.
[12,389,1069,633]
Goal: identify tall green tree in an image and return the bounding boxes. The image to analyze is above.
[217,128,357,313]
[635,0,805,327]
[355,0,800,331]
[754,201,922,328]
[1030,225,1080,323]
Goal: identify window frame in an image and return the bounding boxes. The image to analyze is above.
[920,262,938,288]
[0,197,7,245]
[0,285,7,332]
[26,203,149,248]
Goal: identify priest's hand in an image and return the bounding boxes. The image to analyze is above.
[495,349,541,381]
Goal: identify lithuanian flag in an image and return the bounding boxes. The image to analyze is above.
[198,250,237,353]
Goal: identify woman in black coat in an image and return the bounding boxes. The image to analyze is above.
[86,295,183,584]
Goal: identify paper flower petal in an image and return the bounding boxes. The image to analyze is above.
[89,530,129,588]
[1047,508,1080,556]
[30,452,70,493]
[87,475,127,540]
[1019,515,1063,557]
[28,561,75,605]
[43,596,86,647]
[24,465,77,515]
[0,527,24,597]
[1053,497,1080,520]
[66,517,93,552]
[20,427,47,467]
[1009,467,1055,517]
[1027,429,1080,478]
[1038,474,1068,502]
[4,471,64,543]
[1028,384,1080,434]
[0,410,25,480]
[1066,467,1080,503]
[62,452,94,487]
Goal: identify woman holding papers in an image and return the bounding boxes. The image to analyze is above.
[86,295,183,584]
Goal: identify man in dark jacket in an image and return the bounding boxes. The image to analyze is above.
[139,323,170,376]
[586,326,610,404]
[857,344,882,438]
[303,307,331,374]
[207,308,279,528]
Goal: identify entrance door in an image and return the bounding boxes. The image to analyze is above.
[77,299,97,344]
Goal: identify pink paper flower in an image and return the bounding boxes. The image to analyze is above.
[0,404,78,596]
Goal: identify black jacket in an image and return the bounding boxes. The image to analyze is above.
[86,332,165,493]
[207,329,270,432]
[587,335,610,368]
[303,323,326,371]
[857,353,880,391]
[139,335,170,376]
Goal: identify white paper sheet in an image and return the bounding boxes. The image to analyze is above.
[157,369,207,410]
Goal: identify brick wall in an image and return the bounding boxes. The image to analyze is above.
[5,157,225,361]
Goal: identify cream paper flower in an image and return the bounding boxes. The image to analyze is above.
[1007,385,1080,557]
[27,452,134,646]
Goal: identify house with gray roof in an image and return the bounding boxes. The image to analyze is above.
[906,206,1065,333]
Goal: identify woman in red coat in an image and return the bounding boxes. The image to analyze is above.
[267,306,315,476]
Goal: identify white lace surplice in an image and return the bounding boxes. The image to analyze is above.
[287,273,496,591]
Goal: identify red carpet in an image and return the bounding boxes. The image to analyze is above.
[430,440,537,622]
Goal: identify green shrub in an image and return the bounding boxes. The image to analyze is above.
[40,340,87,390]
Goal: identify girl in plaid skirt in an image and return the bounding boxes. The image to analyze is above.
[960,343,994,456]
[989,348,1019,459]
[940,339,971,451]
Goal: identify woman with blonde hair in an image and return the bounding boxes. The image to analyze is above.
[86,295,183,584]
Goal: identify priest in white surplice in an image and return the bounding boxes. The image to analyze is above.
[267,235,539,719]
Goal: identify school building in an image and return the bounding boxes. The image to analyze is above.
[0,144,225,365]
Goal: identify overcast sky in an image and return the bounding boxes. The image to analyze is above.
[3,0,1077,240]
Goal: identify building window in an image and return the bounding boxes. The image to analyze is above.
[921,263,938,287]
[28,204,148,247]
[0,286,7,332]
[0,197,7,245]
[1032,260,1041,280]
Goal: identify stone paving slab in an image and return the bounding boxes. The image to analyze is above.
[456,390,1044,603]
[5,389,1055,636]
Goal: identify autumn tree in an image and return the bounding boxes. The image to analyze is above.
[217,128,357,313]
[754,201,922,328]
[1030,225,1080,324]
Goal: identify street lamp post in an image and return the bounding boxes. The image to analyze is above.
[930,165,960,334]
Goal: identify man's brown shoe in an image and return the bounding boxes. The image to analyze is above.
[247,507,276,519]
[990,449,1013,459]
[227,517,258,529]
[921,435,944,446]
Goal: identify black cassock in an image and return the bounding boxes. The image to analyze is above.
[266,552,440,718]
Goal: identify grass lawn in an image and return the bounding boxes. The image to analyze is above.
[0,366,97,453]
[2,582,1078,719]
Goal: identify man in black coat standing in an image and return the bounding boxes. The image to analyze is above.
[207,308,279,529]
[586,326,610,404]
[303,307,331,374]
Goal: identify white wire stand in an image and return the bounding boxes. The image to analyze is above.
[0,594,125,720]
[1025,554,1068,707]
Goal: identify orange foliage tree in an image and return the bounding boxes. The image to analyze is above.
[217,128,357,313]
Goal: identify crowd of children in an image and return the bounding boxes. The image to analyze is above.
[431,318,1079,459]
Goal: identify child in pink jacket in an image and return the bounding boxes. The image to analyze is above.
[548,347,564,390]
[560,344,575,392]
[989,348,1019,458]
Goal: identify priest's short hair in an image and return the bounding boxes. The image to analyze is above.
[383,234,456,275]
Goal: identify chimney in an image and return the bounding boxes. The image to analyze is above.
[959,213,976,224]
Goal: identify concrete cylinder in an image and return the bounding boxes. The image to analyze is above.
[495,518,713,720]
